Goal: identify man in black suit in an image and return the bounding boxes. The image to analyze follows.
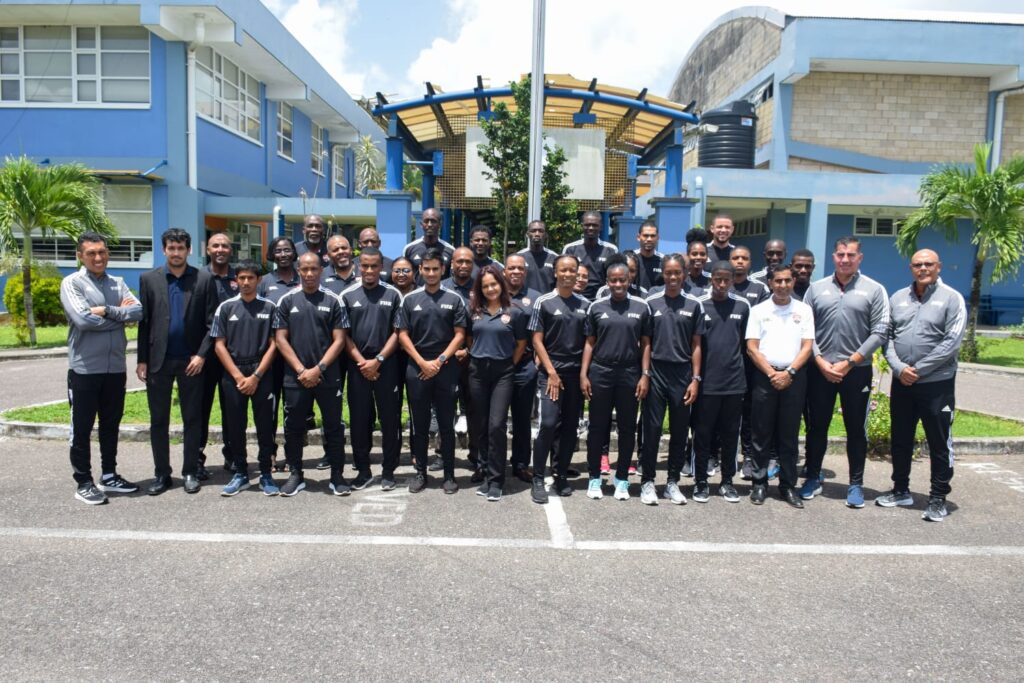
[137,228,219,495]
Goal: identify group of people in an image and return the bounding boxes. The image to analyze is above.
[60,209,965,522]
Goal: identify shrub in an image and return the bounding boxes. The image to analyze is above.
[3,269,66,327]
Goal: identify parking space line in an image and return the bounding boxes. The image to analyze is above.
[543,497,575,548]
[3,526,1024,557]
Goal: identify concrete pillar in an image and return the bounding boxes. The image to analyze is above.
[615,214,644,252]
[768,208,787,241]
[371,191,414,259]
[805,199,829,279]
[649,197,700,255]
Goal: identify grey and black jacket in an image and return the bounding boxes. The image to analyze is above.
[885,278,966,383]
[803,271,889,366]
[59,267,142,374]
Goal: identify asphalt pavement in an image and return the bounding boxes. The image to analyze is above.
[2,436,1023,680]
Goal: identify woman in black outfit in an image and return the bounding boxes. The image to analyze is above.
[466,266,529,501]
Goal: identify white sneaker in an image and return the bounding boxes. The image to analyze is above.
[455,414,468,435]
[640,481,658,505]
[662,481,687,505]
[613,478,630,501]
[587,478,603,499]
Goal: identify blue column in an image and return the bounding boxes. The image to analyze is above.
[649,197,699,255]
[441,208,452,243]
[421,172,435,210]
[385,117,404,192]
[371,191,415,259]
[768,208,787,241]
[615,214,644,252]
[805,199,829,279]
[664,125,684,198]
[600,211,612,242]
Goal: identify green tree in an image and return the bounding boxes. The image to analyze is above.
[477,76,578,258]
[354,134,425,202]
[896,143,1024,362]
[0,156,115,345]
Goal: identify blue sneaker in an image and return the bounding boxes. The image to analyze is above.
[259,474,280,496]
[767,459,780,480]
[799,476,823,500]
[613,478,630,501]
[846,484,865,508]
[586,478,603,500]
[221,473,250,497]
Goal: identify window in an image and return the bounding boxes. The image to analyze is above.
[195,46,260,142]
[277,102,293,159]
[311,121,326,175]
[0,25,150,105]
[854,216,902,237]
[333,145,346,188]
[23,184,152,265]
[735,216,767,238]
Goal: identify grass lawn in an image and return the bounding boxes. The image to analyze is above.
[0,323,138,349]
[4,389,1024,440]
[975,336,1024,369]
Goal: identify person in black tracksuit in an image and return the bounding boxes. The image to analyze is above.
[504,254,542,482]
[199,232,238,477]
[581,256,652,502]
[729,246,771,479]
[445,247,480,474]
[640,254,704,506]
[341,248,404,492]
[517,220,558,294]
[466,266,529,501]
[389,257,418,459]
[257,237,300,471]
[396,249,468,494]
[685,235,711,297]
[274,253,350,497]
[692,262,750,503]
[210,261,280,495]
[529,254,588,503]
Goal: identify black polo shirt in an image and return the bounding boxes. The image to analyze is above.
[518,247,558,293]
[732,278,770,309]
[470,257,504,281]
[341,281,402,356]
[698,293,750,395]
[205,265,238,303]
[210,295,278,362]
[710,242,735,263]
[562,238,618,300]
[596,283,648,300]
[396,286,467,358]
[510,287,541,359]
[403,238,454,276]
[584,295,652,368]
[257,270,300,304]
[637,251,665,290]
[321,266,359,296]
[295,239,330,268]
[645,290,705,365]
[274,287,349,386]
[467,306,529,360]
[529,291,589,371]
[440,277,473,305]
[686,272,710,297]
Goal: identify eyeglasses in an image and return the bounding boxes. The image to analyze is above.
[392,267,413,274]
[911,262,937,269]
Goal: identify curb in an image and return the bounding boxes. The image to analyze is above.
[0,341,138,363]
[3,419,1024,456]
[959,362,1024,378]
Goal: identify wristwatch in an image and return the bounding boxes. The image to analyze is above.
[786,367,797,377]
[692,375,702,383]
[317,362,327,373]
[254,370,264,379]
[642,369,651,377]
[375,354,385,363]
[438,353,447,363]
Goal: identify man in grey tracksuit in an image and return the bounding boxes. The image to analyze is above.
[879,249,965,522]
[59,231,143,505]
[799,236,889,508]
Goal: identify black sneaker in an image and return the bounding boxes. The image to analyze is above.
[280,473,305,497]
[692,483,710,503]
[531,478,549,504]
[97,474,138,494]
[750,484,767,505]
[316,456,331,470]
[566,467,581,479]
[75,482,107,505]
[380,477,397,491]
[196,464,212,482]
[428,457,444,472]
[487,484,502,502]
[476,483,490,497]
[720,483,740,503]
[408,473,427,493]
[470,468,486,484]
[922,496,948,522]
[554,477,573,497]
[442,478,459,495]
[740,459,754,481]
[351,472,373,490]
[329,477,352,496]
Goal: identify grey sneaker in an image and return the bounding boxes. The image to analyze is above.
[740,459,753,481]
[922,496,948,522]
[692,483,710,503]
[640,481,658,506]
[707,457,720,477]
[662,481,687,505]
[97,474,138,493]
[75,482,108,505]
[876,490,914,508]
[380,477,397,491]
[408,473,427,493]
[720,482,740,503]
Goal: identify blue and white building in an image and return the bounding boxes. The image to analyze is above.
[0,0,387,295]
[642,7,1024,322]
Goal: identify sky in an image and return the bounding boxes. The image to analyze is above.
[259,0,1024,102]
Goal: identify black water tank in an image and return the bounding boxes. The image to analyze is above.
[698,100,758,169]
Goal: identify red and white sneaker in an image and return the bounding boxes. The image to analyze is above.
[600,454,611,475]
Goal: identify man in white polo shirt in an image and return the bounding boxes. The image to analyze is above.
[745,263,815,508]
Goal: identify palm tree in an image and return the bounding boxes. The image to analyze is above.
[354,135,385,195]
[896,143,1024,362]
[0,156,116,345]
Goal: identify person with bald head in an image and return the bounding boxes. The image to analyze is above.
[881,249,965,522]
[295,214,330,268]
[404,208,454,281]
[322,235,358,295]
[445,246,480,472]
[358,227,394,282]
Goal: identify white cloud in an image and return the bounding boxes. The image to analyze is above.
[260,0,371,98]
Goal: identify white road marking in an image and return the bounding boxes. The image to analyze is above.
[960,462,1024,494]
[2,526,1023,557]
[543,496,575,549]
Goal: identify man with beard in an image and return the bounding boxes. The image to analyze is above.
[295,214,330,267]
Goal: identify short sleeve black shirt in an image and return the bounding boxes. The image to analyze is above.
[529,291,589,371]
[518,248,558,293]
[210,295,278,361]
[341,282,402,356]
[440,277,473,306]
[321,266,359,296]
[468,306,529,360]
[274,288,349,386]
[206,265,239,303]
[733,278,770,309]
[645,290,705,365]
[396,287,468,358]
[698,293,750,395]
[562,239,618,300]
[257,271,300,304]
[637,252,665,290]
[584,295,652,368]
